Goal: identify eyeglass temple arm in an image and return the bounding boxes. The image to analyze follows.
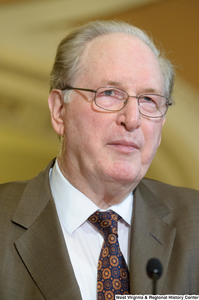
[62,86,97,93]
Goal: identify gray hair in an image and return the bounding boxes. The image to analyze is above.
[49,20,175,102]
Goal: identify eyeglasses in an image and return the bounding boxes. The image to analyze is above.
[62,86,172,118]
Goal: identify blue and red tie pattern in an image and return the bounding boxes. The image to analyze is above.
[88,211,129,300]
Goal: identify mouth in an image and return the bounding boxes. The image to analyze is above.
[108,139,139,154]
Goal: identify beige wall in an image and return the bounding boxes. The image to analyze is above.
[0,0,198,190]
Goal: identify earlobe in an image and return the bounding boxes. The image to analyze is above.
[158,117,166,147]
[48,89,65,136]
[162,116,166,126]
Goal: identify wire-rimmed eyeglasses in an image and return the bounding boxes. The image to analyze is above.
[62,86,172,118]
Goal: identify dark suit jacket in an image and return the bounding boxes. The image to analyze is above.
[1,160,199,299]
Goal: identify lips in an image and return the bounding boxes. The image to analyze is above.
[108,139,139,153]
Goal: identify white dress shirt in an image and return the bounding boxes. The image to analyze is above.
[49,160,133,300]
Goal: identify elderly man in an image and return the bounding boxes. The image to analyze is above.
[0,20,199,299]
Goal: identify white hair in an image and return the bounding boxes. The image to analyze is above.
[50,20,175,103]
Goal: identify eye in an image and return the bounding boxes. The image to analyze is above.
[96,87,127,103]
[99,88,126,100]
[103,89,117,97]
[142,96,153,102]
[139,95,157,106]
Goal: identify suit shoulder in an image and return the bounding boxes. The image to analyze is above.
[141,178,199,205]
[0,159,55,207]
[138,179,199,232]
[0,180,28,200]
[0,181,28,214]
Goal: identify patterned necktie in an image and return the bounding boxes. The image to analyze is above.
[88,210,130,300]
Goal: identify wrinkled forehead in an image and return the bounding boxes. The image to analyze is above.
[77,33,164,92]
[81,33,159,68]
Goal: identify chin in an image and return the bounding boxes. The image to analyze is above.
[104,162,143,184]
[111,173,140,183]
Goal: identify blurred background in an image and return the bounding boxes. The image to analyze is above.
[0,0,198,190]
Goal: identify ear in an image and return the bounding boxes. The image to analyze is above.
[48,89,65,135]
[162,116,166,126]
[158,116,166,147]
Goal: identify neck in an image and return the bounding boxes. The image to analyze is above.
[57,157,137,209]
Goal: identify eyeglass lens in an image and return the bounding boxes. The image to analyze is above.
[95,87,167,117]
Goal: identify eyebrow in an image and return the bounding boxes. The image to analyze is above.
[142,88,163,95]
[101,80,121,87]
[101,81,163,95]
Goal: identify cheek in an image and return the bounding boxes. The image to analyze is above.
[83,116,113,152]
[142,121,163,160]
[64,105,110,151]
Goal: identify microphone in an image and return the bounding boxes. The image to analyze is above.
[146,258,163,295]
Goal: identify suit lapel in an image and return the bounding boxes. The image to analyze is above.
[129,180,176,294]
[12,162,82,300]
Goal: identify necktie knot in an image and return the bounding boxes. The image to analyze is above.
[88,211,120,239]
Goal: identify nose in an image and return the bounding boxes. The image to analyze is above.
[116,96,141,131]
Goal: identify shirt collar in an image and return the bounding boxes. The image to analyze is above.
[50,160,133,235]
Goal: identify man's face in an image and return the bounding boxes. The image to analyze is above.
[54,33,165,191]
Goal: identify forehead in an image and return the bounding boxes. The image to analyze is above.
[78,33,163,92]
